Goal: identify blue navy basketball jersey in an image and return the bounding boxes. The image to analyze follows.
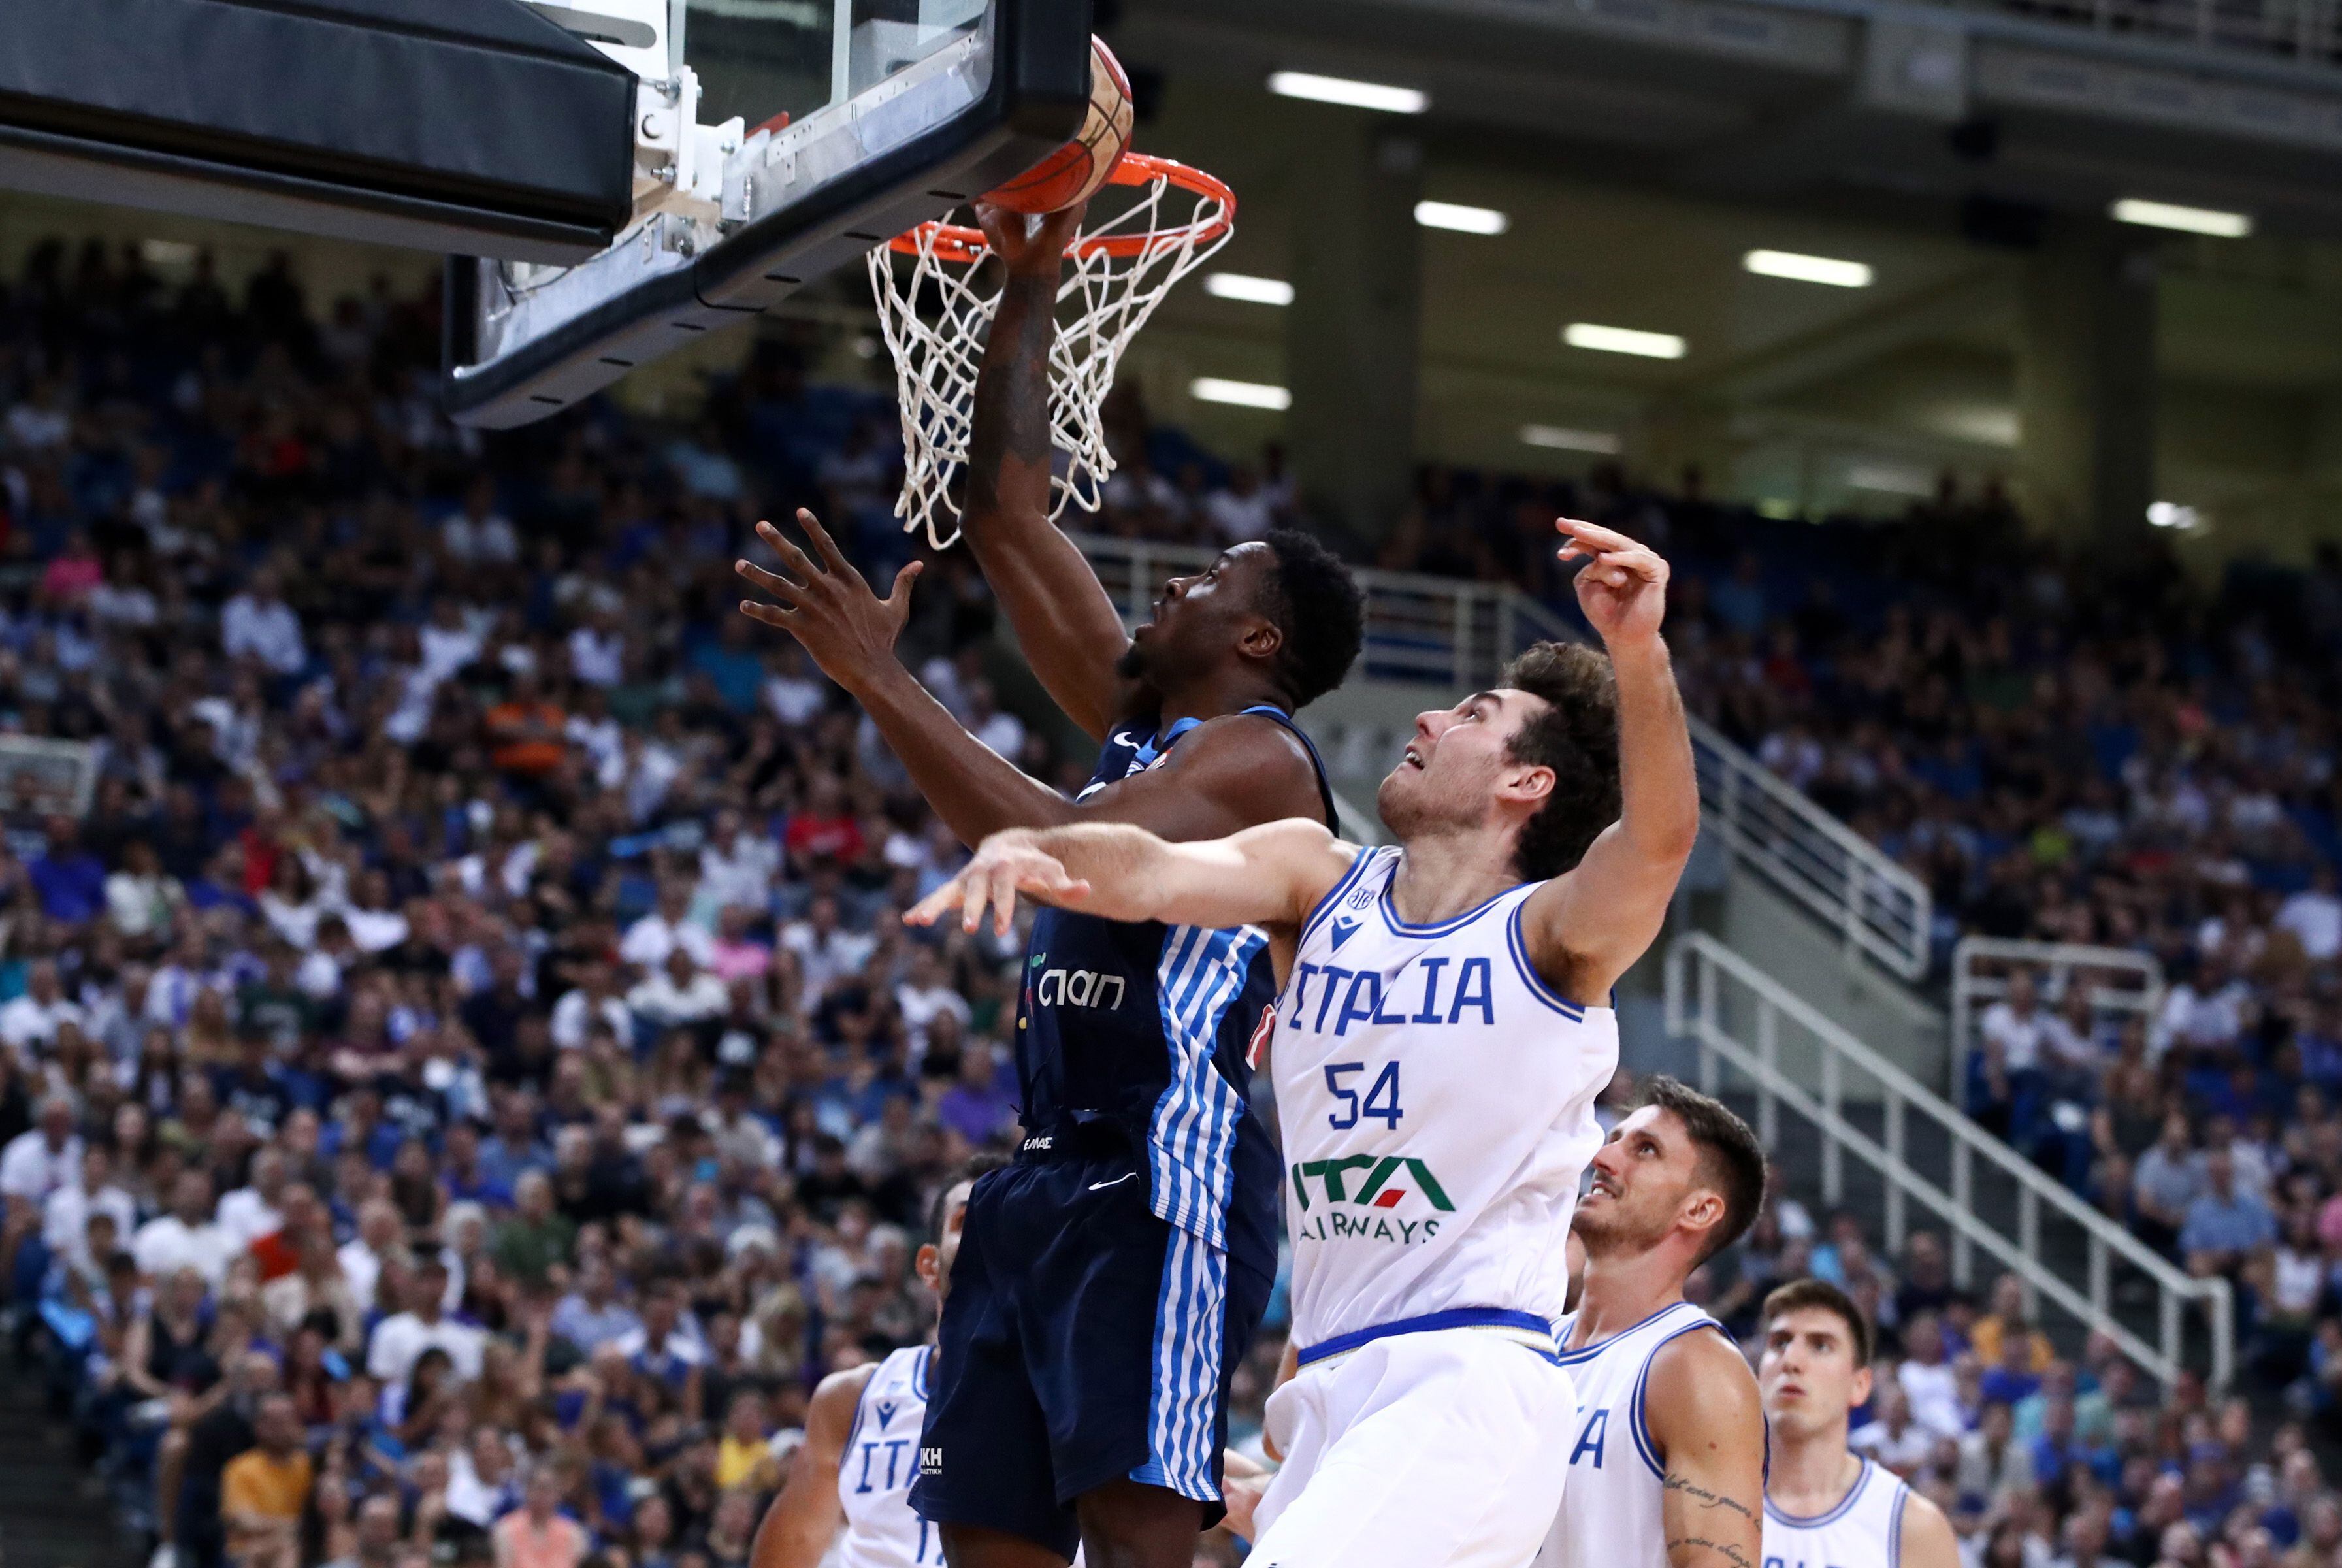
[1013,705,1335,1266]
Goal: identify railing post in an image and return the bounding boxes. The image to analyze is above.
[1951,1143,1972,1284]
[2019,1188,2040,1316]
[1844,848,1862,962]
[1885,1097,1906,1254]
[1757,1002,1779,1154]
[2089,1233,2109,1318]
[1821,1047,1842,1206]
[1698,954,1719,1098]
[2211,1284,2234,1393]
[2160,1288,2181,1386]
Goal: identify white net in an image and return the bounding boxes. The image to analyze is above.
[865,156,1234,551]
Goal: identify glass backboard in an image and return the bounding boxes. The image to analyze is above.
[444,0,1092,429]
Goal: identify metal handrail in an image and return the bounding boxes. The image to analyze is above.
[1949,936,2164,1141]
[1069,531,1933,979]
[1667,932,2232,1392]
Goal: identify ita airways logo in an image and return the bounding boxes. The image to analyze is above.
[1290,1153,1454,1245]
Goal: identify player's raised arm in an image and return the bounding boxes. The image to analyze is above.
[739,513,1342,849]
[1519,519,1699,999]
[905,818,1354,938]
[954,202,1137,742]
[1646,1331,1766,1568]
[747,1364,868,1568]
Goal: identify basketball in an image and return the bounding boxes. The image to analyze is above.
[985,35,1133,215]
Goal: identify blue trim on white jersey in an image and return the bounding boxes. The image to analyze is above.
[1553,1301,1689,1365]
[1506,900,1586,1020]
[1146,923,1267,1249]
[1889,1477,1908,1568]
[1629,1316,1734,1478]
[1764,1458,1876,1527]
[1298,845,1383,947]
[913,1345,931,1401]
[1295,1307,1562,1366]
[1376,871,1530,938]
[1131,1224,1228,1503]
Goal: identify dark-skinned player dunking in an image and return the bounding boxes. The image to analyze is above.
[735,201,1367,1568]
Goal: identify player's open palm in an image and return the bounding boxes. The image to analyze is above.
[1557,516,1669,647]
[975,200,1088,276]
[905,832,1092,937]
[736,508,921,692]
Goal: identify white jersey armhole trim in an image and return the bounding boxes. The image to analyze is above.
[1297,844,1384,945]
[1628,1316,1733,1478]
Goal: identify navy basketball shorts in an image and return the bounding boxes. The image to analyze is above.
[909,1145,1274,1558]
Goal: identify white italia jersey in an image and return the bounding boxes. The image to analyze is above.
[1274,845,1616,1350]
[1762,1458,1909,1568]
[836,1347,941,1568]
[1535,1301,1731,1568]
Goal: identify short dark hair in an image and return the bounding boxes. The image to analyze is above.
[1762,1277,1873,1367]
[1499,642,1621,880]
[1258,529,1364,710]
[927,1152,1008,1241]
[1640,1074,1766,1263]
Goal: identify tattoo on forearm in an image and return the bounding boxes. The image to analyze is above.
[1667,1537,1757,1568]
[966,273,1056,516]
[1662,1473,1758,1526]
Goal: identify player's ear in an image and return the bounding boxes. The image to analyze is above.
[1501,761,1555,806]
[915,1242,941,1293]
[1237,613,1283,666]
[1681,1187,1723,1238]
[1851,1359,1874,1407]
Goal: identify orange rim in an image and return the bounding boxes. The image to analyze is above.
[887,152,1235,266]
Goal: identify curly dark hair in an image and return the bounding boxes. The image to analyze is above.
[1257,528,1365,710]
[1500,641,1621,880]
[1640,1074,1768,1264]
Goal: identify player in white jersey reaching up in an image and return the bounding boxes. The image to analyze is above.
[907,515,1700,1568]
[749,1156,1003,1568]
[1537,1076,1770,1568]
[1758,1279,1958,1568]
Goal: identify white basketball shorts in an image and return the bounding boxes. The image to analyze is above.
[1250,1323,1578,1568]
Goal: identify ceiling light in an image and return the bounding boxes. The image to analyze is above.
[1415,201,1509,235]
[1267,71,1428,114]
[2147,501,2202,530]
[1562,323,1685,359]
[1203,273,1295,306]
[1190,378,1292,411]
[2111,198,2251,238]
[1520,425,1620,455]
[1744,248,1873,287]
[1846,463,1933,497]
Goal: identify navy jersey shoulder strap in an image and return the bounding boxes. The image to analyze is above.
[1237,703,1339,830]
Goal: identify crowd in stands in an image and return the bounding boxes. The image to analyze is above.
[0,236,1307,1568]
[0,230,2334,1568]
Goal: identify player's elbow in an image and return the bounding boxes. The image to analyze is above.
[1627,806,1700,869]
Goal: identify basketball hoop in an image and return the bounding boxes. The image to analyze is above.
[866,152,1235,551]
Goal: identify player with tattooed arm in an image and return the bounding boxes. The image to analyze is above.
[1533,1077,1770,1568]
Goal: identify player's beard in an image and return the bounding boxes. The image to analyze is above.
[1376,752,1488,843]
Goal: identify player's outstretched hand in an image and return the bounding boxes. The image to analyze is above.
[975,200,1088,277]
[736,508,920,693]
[1555,516,1669,649]
[904,830,1092,937]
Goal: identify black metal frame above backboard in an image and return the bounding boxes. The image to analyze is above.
[442,0,1094,430]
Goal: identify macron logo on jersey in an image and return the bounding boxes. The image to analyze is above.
[1328,915,1361,951]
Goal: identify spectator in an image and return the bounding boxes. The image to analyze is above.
[220,1394,311,1568]
[2179,1148,2277,1281]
